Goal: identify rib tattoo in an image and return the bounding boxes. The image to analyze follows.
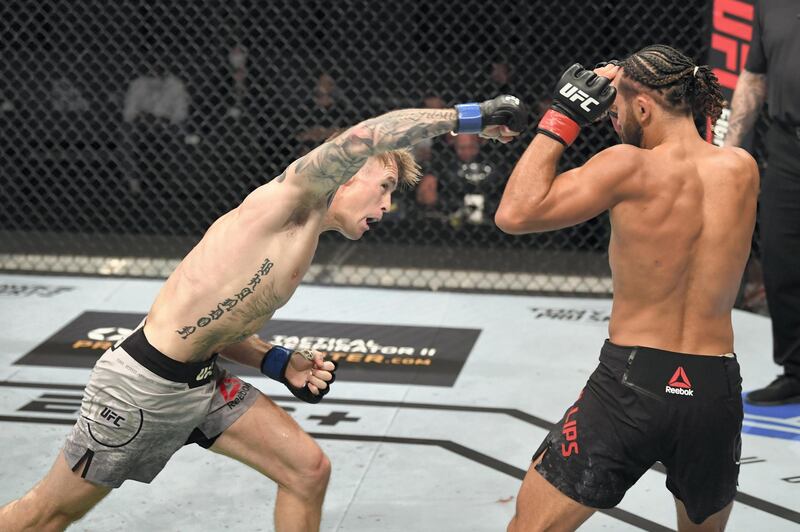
[176,258,274,340]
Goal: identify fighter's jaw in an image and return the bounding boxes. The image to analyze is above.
[335,216,369,240]
[610,116,621,136]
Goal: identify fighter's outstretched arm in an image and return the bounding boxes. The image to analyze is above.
[290,108,457,192]
[282,96,528,197]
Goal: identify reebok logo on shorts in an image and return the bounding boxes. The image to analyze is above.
[219,377,242,402]
[221,380,251,409]
[665,366,693,396]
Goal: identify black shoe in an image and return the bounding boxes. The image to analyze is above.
[745,375,800,406]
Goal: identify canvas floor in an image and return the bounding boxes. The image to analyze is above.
[0,273,797,531]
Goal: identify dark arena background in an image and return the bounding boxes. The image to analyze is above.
[4,3,797,531]
[0,0,738,295]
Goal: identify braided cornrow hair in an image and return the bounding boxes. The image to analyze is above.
[618,44,725,123]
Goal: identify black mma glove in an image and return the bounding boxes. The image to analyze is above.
[538,63,616,146]
[261,345,337,404]
[454,94,529,135]
[285,360,337,404]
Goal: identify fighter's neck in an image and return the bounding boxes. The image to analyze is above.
[320,208,339,234]
[641,118,701,149]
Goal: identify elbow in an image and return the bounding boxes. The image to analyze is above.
[495,203,553,234]
[336,124,376,155]
[494,207,530,235]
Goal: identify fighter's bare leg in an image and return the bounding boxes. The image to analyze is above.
[210,392,331,532]
[674,498,733,532]
[0,451,111,532]
[507,452,595,532]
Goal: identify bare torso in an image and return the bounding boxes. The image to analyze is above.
[145,179,326,362]
[608,139,757,354]
[139,105,466,363]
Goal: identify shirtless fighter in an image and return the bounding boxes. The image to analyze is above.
[1,96,527,531]
[496,45,758,531]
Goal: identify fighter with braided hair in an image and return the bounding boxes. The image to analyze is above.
[497,45,758,531]
[619,44,726,123]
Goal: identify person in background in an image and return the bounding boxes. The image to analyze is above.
[724,0,800,405]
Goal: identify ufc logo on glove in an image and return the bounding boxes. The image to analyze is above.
[558,83,600,112]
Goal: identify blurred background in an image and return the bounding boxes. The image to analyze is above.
[0,0,767,304]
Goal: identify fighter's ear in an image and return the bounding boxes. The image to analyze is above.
[634,94,654,122]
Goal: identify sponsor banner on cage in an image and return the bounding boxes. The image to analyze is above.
[705,0,757,146]
[15,311,480,387]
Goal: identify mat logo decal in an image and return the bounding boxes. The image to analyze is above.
[0,283,75,298]
[742,398,800,442]
[15,311,479,387]
[530,306,609,326]
[88,327,132,343]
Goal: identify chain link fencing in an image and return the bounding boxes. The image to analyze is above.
[1,1,724,294]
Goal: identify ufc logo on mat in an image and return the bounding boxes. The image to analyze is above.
[559,83,600,112]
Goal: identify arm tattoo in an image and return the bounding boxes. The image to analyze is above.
[725,71,767,147]
[362,109,458,151]
[294,108,457,192]
[294,133,375,192]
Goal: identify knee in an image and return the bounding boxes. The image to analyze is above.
[305,447,331,487]
[284,445,331,500]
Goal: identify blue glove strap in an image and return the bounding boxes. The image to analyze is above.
[261,345,292,381]
[455,103,482,134]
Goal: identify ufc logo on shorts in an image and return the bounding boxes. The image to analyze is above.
[196,365,213,381]
[559,83,600,112]
[100,407,125,427]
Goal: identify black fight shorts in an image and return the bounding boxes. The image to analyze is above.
[533,340,743,524]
